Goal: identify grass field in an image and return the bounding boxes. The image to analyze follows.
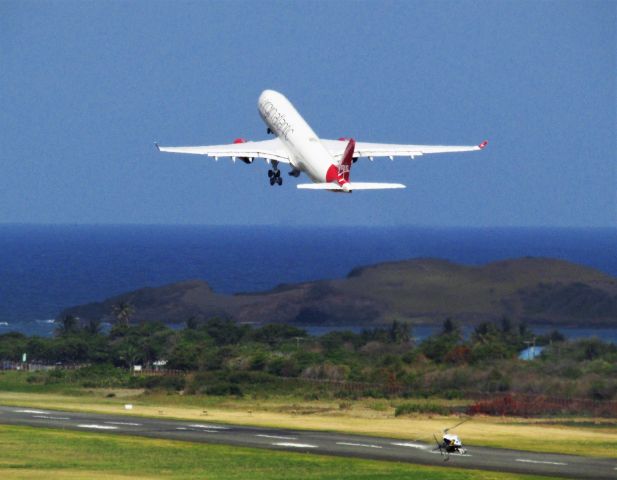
[0,424,562,480]
[1,386,616,459]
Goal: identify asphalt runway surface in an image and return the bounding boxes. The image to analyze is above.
[0,405,615,479]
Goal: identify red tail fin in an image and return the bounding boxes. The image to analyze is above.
[337,138,355,186]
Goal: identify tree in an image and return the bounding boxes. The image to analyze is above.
[388,320,411,344]
[56,315,79,337]
[117,342,141,369]
[186,316,200,330]
[251,323,307,346]
[204,318,246,346]
[84,318,101,336]
[420,319,462,362]
[442,317,457,335]
[112,302,135,327]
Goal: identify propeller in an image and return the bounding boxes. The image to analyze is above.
[444,417,470,434]
[433,434,443,454]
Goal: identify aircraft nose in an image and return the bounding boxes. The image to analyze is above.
[259,90,276,102]
[258,90,274,110]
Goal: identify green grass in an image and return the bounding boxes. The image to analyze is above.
[0,425,561,480]
[2,387,617,458]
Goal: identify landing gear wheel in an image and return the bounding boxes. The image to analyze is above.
[267,159,281,186]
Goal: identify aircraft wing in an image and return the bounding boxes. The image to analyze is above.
[298,182,405,191]
[322,139,488,160]
[155,138,291,164]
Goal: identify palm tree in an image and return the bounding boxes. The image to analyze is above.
[389,320,411,344]
[112,302,135,327]
[56,315,79,336]
[84,318,101,335]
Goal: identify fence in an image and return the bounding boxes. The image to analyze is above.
[0,361,87,371]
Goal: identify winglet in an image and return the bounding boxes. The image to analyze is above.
[154,142,161,152]
[478,140,488,149]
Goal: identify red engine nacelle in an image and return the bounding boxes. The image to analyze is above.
[233,138,253,164]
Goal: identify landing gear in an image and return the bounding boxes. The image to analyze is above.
[268,161,282,186]
[268,169,282,186]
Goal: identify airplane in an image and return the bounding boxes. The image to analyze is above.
[156,89,488,192]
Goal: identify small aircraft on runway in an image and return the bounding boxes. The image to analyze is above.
[156,90,488,192]
[433,418,470,460]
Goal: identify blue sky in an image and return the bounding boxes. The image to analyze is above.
[1,0,615,227]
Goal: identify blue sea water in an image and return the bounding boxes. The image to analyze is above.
[0,225,616,337]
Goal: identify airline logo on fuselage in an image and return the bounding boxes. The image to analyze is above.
[260,101,294,140]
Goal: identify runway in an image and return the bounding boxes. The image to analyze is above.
[0,405,615,479]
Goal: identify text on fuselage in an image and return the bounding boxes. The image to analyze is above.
[261,101,294,140]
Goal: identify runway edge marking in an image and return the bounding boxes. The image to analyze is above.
[516,459,567,466]
[391,442,428,450]
[256,434,297,440]
[77,424,118,430]
[272,442,318,449]
[337,442,382,449]
[33,415,70,420]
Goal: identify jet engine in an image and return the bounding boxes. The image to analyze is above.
[233,138,253,164]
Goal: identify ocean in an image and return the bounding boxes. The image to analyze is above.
[1,225,616,338]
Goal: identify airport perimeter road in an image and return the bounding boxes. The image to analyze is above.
[0,405,615,479]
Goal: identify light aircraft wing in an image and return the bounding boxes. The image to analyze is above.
[155,138,291,164]
[322,139,488,161]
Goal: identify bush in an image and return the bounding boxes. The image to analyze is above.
[267,357,300,377]
[250,353,267,371]
[420,333,460,362]
[395,402,450,416]
[204,382,243,396]
[204,318,247,346]
[470,342,513,364]
[251,324,307,346]
[485,368,511,393]
[144,375,186,391]
[44,368,66,384]
[589,380,617,400]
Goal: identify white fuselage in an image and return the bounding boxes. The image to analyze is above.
[258,90,335,183]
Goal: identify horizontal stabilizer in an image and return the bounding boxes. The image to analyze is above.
[297,182,406,191]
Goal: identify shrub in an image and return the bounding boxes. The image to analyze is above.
[444,345,471,364]
[250,353,267,371]
[204,382,243,396]
[144,375,186,391]
[589,380,617,400]
[251,324,307,346]
[267,357,300,377]
[485,368,511,393]
[395,402,450,416]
